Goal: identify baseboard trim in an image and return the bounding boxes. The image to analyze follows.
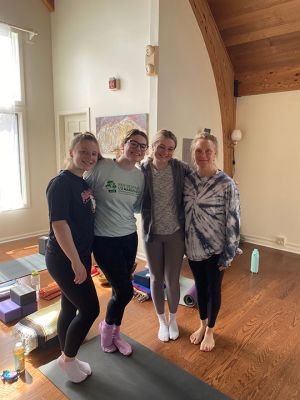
[242,233,300,254]
[0,230,48,245]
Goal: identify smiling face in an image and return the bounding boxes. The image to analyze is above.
[123,134,148,163]
[193,138,217,171]
[152,138,176,165]
[69,139,99,175]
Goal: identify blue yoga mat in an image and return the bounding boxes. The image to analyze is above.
[0,253,46,284]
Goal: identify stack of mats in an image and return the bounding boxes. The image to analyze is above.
[39,267,99,300]
[0,283,37,323]
[39,282,61,300]
[0,280,17,300]
[132,269,151,302]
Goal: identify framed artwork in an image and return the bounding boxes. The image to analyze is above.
[96,113,148,157]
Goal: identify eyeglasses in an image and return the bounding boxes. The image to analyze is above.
[127,139,148,151]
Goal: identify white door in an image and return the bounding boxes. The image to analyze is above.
[64,113,88,157]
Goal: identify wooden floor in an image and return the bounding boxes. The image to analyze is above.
[0,237,299,400]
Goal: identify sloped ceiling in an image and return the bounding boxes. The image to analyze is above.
[42,0,54,12]
[207,0,300,96]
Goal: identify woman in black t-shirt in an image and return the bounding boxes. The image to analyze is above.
[46,132,100,383]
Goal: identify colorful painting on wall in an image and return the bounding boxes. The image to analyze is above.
[96,113,148,157]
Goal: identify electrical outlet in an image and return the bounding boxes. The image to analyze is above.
[275,235,286,246]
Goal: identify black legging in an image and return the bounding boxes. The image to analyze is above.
[93,232,137,326]
[188,254,224,328]
[46,251,100,357]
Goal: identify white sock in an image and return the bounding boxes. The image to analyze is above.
[76,358,92,375]
[157,313,169,342]
[169,312,179,340]
[57,355,87,383]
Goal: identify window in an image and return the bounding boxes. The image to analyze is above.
[0,24,27,212]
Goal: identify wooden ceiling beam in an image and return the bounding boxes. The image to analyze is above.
[189,0,236,176]
[42,0,54,12]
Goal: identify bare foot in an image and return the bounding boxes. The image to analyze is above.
[200,329,215,351]
[190,326,206,345]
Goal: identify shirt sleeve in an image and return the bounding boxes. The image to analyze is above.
[46,177,70,222]
[218,181,240,267]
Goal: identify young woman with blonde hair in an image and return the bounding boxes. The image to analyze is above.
[141,129,191,342]
[46,132,100,383]
[184,132,240,351]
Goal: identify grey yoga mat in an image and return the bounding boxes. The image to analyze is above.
[39,335,231,400]
[0,253,46,284]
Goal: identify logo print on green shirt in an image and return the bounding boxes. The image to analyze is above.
[105,180,117,193]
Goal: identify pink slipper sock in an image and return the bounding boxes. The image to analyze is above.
[99,320,117,353]
[112,325,132,356]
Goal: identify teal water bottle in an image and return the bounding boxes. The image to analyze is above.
[250,249,259,273]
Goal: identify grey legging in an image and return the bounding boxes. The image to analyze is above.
[144,230,185,315]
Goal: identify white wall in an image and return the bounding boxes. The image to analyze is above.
[51,0,151,129]
[0,0,56,242]
[236,91,300,253]
[156,0,223,165]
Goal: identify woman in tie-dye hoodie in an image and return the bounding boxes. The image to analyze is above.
[184,132,240,352]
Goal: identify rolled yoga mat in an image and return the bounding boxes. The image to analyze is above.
[183,284,198,308]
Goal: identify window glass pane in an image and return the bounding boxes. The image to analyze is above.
[0,30,21,106]
[0,113,24,211]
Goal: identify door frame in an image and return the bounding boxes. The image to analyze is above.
[55,107,91,171]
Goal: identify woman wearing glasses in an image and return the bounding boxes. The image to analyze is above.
[85,129,148,356]
[141,130,191,342]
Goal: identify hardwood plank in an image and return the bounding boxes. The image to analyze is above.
[207,0,296,27]
[1,238,300,399]
[236,65,300,96]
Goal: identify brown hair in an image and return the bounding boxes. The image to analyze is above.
[122,129,149,147]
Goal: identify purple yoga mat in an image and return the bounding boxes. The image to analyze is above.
[183,284,198,308]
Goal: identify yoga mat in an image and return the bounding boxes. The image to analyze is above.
[0,253,46,284]
[39,335,230,400]
[183,284,198,308]
[165,276,196,307]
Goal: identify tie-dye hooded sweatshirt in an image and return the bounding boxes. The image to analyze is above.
[184,170,240,267]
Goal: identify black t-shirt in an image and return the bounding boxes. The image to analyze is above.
[46,170,96,264]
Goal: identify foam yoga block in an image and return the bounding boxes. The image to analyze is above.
[21,302,38,317]
[133,269,150,288]
[38,236,49,255]
[183,284,198,308]
[10,284,36,306]
[0,299,22,323]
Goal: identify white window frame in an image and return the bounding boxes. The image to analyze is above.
[0,29,30,213]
